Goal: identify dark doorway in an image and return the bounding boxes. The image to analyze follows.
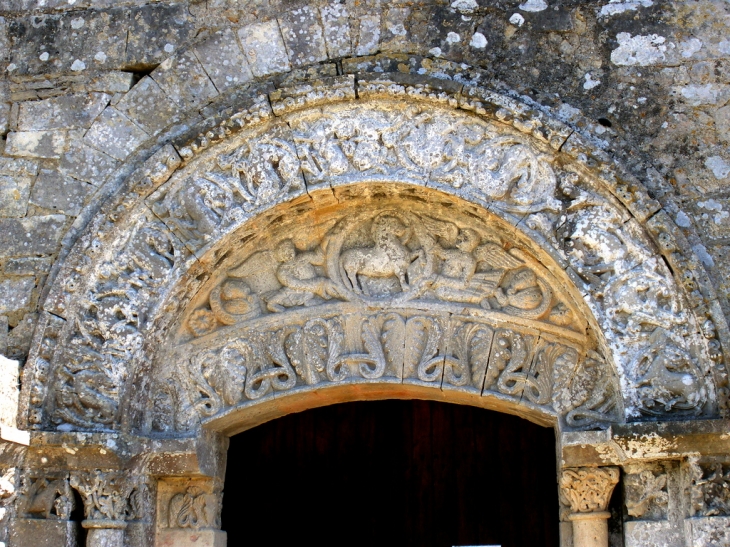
[223,400,559,547]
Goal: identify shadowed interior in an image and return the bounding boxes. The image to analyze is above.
[223,399,559,547]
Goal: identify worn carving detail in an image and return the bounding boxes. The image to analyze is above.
[560,467,619,514]
[168,486,217,530]
[624,466,668,520]
[70,470,131,523]
[17,473,74,520]
[689,460,730,517]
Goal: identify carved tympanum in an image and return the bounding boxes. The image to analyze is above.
[560,467,619,515]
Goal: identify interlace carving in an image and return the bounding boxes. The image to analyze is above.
[70,470,131,524]
[559,467,619,515]
[168,486,216,530]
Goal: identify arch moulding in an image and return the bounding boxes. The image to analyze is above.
[7,73,730,547]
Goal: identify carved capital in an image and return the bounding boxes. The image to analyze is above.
[70,469,132,527]
[15,470,74,520]
[560,467,619,517]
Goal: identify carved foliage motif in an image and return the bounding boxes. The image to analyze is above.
[70,470,132,523]
[559,467,620,515]
[561,182,707,418]
[688,460,730,517]
[168,486,219,530]
[47,219,183,431]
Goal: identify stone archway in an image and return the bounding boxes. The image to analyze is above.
[8,77,728,547]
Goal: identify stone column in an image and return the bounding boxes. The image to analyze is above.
[560,467,619,547]
[71,469,131,547]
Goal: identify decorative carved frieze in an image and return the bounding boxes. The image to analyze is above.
[560,467,619,515]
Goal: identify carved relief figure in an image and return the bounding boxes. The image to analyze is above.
[266,240,346,312]
[689,460,730,517]
[17,475,73,520]
[340,213,424,296]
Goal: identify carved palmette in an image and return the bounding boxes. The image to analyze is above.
[444,323,494,389]
[484,329,536,397]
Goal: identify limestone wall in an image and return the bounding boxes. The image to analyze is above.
[0,0,728,373]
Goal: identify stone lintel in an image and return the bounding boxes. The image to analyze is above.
[560,419,730,467]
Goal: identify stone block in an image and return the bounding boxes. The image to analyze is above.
[0,354,20,427]
[320,3,352,58]
[60,140,119,185]
[6,9,128,76]
[157,529,227,547]
[84,107,149,161]
[0,215,65,257]
[0,276,35,316]
[88,72,136,94]
[715,104,730,145]
[6,313,36,361]
[30,169,94,216]
[279,6,328,68]
[624,520,682,547]
[0,315,6,355]
[7,518,78,547]
[3,257,52,276]
[194,28,253,92]
[355,14,382,56]
[0,158,37,218]
[114,76,181,136]
[127,4,195,68]
[151,50,219,110]
[237,20,291,77]
[685,516,730,546]
[5,131,66,159]
[16,93,111,131]
[0,101,9,134]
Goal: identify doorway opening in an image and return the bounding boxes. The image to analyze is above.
[222,400,559,547]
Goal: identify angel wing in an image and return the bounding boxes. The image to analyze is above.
[419,216,459,245]
[474,242,524,270]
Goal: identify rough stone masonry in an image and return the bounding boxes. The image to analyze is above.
[0,1,730,547]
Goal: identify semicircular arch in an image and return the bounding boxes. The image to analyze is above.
[18,77,726,437]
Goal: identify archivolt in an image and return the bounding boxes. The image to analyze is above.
[18,74,727,436]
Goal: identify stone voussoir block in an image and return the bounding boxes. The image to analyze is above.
[59,140,119,185]
[194,28,253,93]
[114,75,181,136]
[320,2,352,59]
[237,20,291,78]
[83,106,149,161]
[278,5,328,68]
[151,49,219,110]
[29,168,94,216]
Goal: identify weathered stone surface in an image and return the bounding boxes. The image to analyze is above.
[7,518,78,547]
[0,355,20,427]
[157,529,227,547]
[0,277,35,315]
[113,76,180,136]
[126,4,195,68]
[3,257,52,276]
[685,516,730,547]
[5,131,66,159]
[5,312,36,361]
[83,107,149,161]
[29,168,94,216]
[237,20,291,77]
[59,140,118,185]
[320,3,352,59]
[0,101,9,135]
[16,93,110,131]
[0,157,37,217]
[5,9,128,75]
[354,13,381,56]
[279,6,328,68]
[0,215,65,257]
[151,50,219,110]
[194,28,253,93]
